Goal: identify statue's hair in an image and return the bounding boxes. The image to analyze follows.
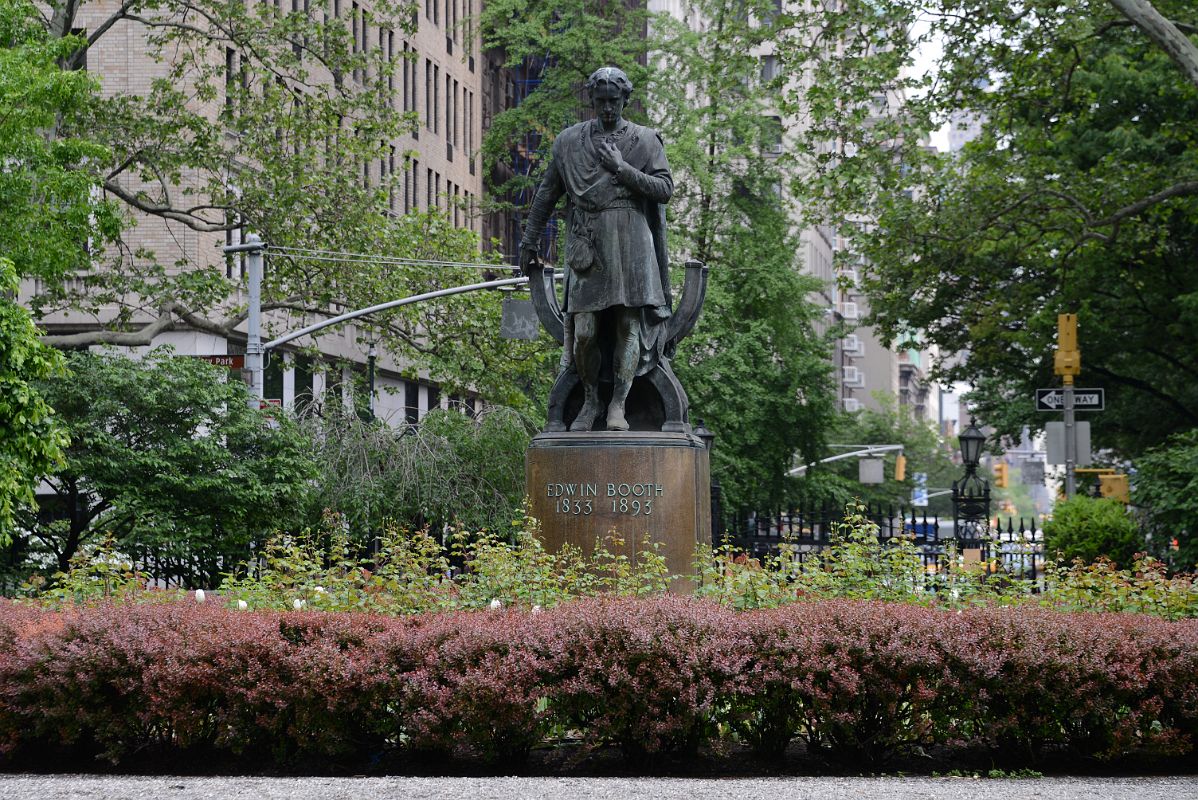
[585,66,633,100]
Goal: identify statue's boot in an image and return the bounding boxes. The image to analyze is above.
[570,386,604,432]
[606,382,632,431]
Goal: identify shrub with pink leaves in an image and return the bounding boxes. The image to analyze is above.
[0,597,1195,771]
[535,596,741,762]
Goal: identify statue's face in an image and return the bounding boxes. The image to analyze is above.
[591,82,626,126]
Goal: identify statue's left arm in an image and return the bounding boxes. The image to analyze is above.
[613,132,673,204]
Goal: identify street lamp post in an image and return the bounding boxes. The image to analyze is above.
[951,421,991,549]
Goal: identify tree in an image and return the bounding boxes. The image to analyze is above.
[1133,429,1198,569]
[479,0,654,207]
[1043,495,1143,567]
[301,405,535,538]
[0,0,121,290]
[650,0,838,514]
[776,0,1198,458]
[14,0,542,406]
[0,259,68,539]
[19,348,317,586]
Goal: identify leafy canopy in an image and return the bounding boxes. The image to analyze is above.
[24,348,317,585]
[777,0,1198,458]
[0,259,67,539]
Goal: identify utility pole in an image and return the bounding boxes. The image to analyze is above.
[1054,313,1080,499]
[244,235,265,409]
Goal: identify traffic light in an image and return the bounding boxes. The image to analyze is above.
[1055,313,1081,378]
[993,461,1009,489]
[1099,473,1130,503]
[894,453,907,482]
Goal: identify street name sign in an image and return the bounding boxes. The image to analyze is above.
[191,354,245,369]
[1035,387,1104,411]
[911,472,929,507]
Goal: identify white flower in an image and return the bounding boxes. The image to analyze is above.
[314,586,326,594]
[531,605,542,614]
[194,589,206,603]
[293,598,305,610]
[489,598,502,610]
[237,600,248,611]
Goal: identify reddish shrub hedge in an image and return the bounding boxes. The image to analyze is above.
[0,598,1194,770]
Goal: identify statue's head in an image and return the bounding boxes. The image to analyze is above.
[586,66,633,101]
[587,67,632,126]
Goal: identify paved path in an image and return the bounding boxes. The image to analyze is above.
[1,775,1196,800]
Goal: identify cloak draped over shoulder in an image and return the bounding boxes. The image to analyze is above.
[521,119,674,317]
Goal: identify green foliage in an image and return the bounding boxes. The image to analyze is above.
[783,0,1198,459]
[0,0,121,286]
[33,536,149,608]
[0,259,67,539]
[1044,555,1198,620]
[218,512,673,613]
[301,405,536,538]
[21,348,317,584]
[672,195,837,515]
[1133,429,1198,569]
[24,501,1198,618]
[1043,495,1143,567]
[651,0,837,515]
[479,0,653,202]
[692,543,799,610]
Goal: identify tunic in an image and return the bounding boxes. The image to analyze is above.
[521,119,674,315]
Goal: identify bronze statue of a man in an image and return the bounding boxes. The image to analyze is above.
[520,66,674,432]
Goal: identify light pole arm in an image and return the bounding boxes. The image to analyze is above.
[787,444,905,476]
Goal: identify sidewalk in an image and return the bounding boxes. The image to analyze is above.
[2,775,1196,800]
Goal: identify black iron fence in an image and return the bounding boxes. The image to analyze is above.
[728,504,1045,585]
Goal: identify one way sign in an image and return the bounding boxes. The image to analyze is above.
[1036,388,1104,411]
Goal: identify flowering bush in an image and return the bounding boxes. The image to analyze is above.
[0,597,1195,772]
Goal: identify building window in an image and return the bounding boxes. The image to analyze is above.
[385,145,396,211]
[424,59,432,128]
[433,64,440,134]
[412,159,419,210]
[452,78,459,148]
[760,54,779,82]
[427,167,434,209]
[404,381,419,424]
[386,30,395,105]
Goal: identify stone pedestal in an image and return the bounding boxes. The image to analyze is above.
[526,430,711,591]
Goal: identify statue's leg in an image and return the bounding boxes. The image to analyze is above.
[569,311,604,432]
[606,307,639,432]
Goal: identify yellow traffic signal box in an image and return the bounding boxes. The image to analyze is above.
[993,461,1009,489]
[1099,473,1130,503]
[894,453,907,482]
[1055,313,1081,378]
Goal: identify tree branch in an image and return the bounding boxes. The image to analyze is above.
[103,179,236,232]
[1108,0,1198,91]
